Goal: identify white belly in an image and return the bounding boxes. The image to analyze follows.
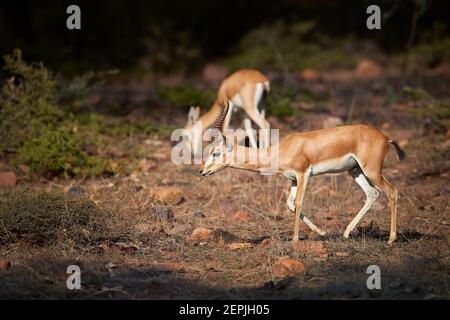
[310,154,358,176]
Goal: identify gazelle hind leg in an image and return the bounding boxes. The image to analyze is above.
[300,213,326,236]
[364,171,398,244]
[243,118,258,148]
[344,167,379,239]
[242,88,270,148]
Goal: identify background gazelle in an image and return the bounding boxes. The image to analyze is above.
[182,69,271,154]
[200,103,405,246]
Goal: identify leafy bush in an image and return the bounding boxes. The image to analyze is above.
[0,49,111,177]
[17,125,110,177]
[404,86,450,133]
[266,85,295,118]
[0,50,62,155]
[156,85,216,109]
[222,20,356,72]
[410,22,450,67]
[0,189,130,245]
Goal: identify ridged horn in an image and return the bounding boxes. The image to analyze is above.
[209,100,230,141]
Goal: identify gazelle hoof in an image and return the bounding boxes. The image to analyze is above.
[387,236,397,245]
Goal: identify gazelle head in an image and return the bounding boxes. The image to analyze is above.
[200,102,233,176]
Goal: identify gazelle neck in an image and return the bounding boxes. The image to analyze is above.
[196,101,222,131]
[229,144,279,174]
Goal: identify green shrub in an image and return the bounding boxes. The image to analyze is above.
[0,50,112,177]
[0,189,130,245]
[404,86,450,133]
[16,125,110,177]
[410,22,450,67]
[0,50,63,155]
[156,85,215,108]
[222,20,356,72]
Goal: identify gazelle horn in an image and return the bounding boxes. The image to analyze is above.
[210,101,229,141]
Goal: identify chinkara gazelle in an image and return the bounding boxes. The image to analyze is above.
[182,69,271,155]
[200,102,405,246]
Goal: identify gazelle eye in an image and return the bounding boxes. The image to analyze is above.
[213,152,221,158]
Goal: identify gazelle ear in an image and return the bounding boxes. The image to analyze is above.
[194,106,200,120]
[188,106,197,125]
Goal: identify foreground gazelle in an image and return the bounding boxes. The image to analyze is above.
[182,69,271,153]
[200,103,405,245]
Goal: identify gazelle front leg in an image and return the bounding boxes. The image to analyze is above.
[287,180,325,237]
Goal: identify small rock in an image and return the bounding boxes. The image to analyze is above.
[19,165,30,174]
[153,187,184,205]
[260,238,282,247]
[291,241,328,258]
[109,243,138,255]
[186,227,213,243]
[335,251,350,257]
[355,58,383,78]
[193,211,206,218]
[300,69,321,81]
[272,257,306,278]
[399,139,409,148]
[105,262,117,270]
[0,171,16,186]
[151,206,174,222]
[229,210,253,223]
[153,262,185,272]
[166,223,190,236]
[0,259,11,270]
[66,186,85,197]
[134,223,153,233]
[228,242,252,251]
[139,159,157,172]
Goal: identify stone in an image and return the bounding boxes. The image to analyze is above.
[66,186,85,197]
[153,187,184,205]
[272,257,306,278]
[229,210,253,222]
[151,206,174,222]
[355,58,383,78]
[193,211,206,218]
[228,242,252,250]
[139,159,157,172]
[300,69,321,81]
[19,165,30,174]
[0,171,16,186]
[335,251,350,257]
[0,259,11,270]
[186,227,213,243]
[291,240,328,257]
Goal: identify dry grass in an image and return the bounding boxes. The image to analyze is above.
[0,73,449,300]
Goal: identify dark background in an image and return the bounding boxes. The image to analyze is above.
[0,0,449,73]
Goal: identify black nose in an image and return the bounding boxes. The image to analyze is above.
[199,170,203,174]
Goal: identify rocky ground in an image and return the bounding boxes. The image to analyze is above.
[0,61,449,299]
